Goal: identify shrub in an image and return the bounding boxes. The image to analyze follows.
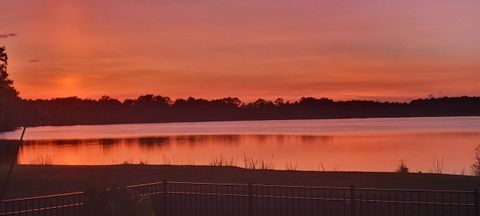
[396,160,409,173]
[83,175,153,216]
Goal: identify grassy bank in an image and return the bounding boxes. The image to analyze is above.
[2,165,480,199]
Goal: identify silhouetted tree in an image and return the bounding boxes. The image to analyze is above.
[274,98,285,106]
[0,46,20,131]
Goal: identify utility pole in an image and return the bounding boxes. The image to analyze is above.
[0,126,26,203]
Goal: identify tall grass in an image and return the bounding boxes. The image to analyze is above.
[25,153,466,175]
[209,155,238,167]
[161,155,191,165]
[29,155,53,165]
[119,159,150,165]
[242,154,274,170]
[318,162,326,172]
[431,157,445,174]
[284,162,298,171]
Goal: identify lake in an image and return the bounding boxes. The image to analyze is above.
[1,117,479,174]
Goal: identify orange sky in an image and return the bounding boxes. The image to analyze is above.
[1,0,480,101]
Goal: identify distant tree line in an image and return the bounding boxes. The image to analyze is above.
[16,95,479,129]
[1,46,480,132]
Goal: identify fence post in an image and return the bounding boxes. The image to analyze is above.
[248,183,253,216]
[163,181,168,216]
[474,189,479,216]
[350,186,356,216]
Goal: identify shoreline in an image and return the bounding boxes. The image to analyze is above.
[2,165,480,199]
[1,115,479,134]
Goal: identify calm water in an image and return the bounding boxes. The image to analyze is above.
[1,117,480,174]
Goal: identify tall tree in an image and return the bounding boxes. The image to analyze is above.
[0,46,20,131]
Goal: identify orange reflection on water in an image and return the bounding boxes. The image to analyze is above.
[16,132,480,174]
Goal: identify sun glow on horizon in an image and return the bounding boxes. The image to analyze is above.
[2,0,480,101]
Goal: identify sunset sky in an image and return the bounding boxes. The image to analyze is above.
[1,0,479,101]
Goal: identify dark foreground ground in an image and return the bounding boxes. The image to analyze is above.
[2,165,480,199]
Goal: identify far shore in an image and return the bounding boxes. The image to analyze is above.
[2,165,480,199]
[1,115,479,135]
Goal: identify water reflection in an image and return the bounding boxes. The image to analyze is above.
[4,132,480,174]
[20,134,333,149]
[2,117,480,173]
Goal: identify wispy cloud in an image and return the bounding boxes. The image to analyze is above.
[0,33,18,39]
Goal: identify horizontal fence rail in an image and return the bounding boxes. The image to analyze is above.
[1,181,479,216]
[0,192,83,216]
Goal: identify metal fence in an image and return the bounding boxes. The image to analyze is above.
[128,181,480,216]
[1,181,479,216]
[0,192,83,216]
